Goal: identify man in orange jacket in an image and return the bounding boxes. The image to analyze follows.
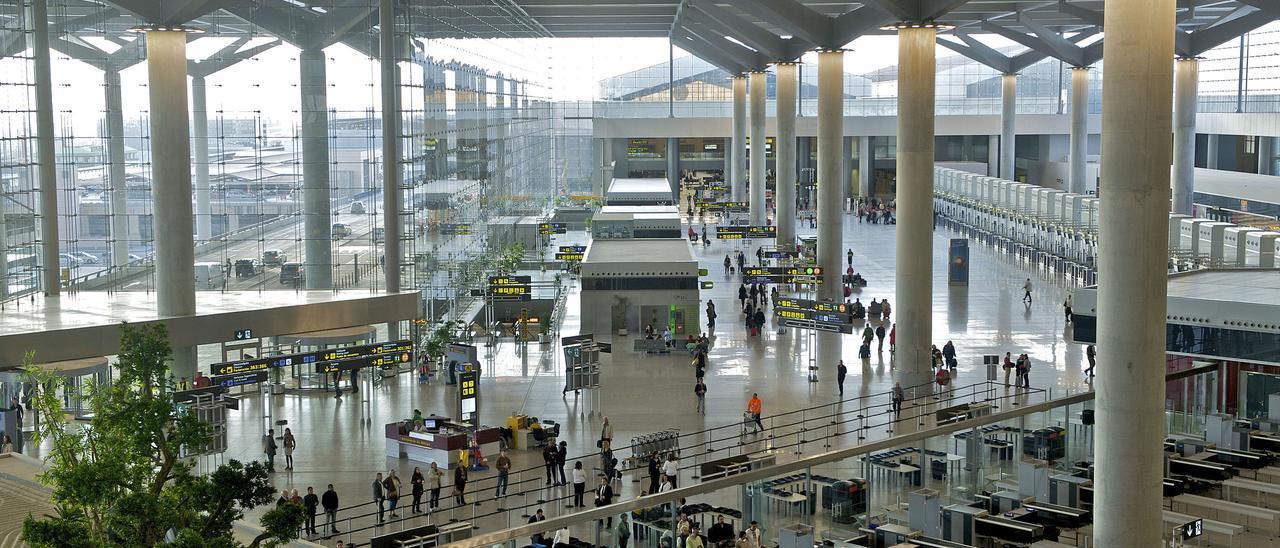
[747,394,763,433]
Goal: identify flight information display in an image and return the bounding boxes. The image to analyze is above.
[441,223,473,235]
[212,339,414,377]
[538,222,567,235]
[555,245,586,261]
[716,225,777,239]
[773,297,854,333]
[698,201,747,212]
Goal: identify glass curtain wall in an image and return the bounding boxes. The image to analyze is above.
[0,1,39,300]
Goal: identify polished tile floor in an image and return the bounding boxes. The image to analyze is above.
[184,210,1099,546]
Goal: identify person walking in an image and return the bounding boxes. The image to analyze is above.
[706,300,717,332]
[747,393,763,433]
[862,323,874,348]
[694,379,707,414]
[738,283,748,311]
[494,450,511,498]
[723,255,731,275]
[570,461,587,507]
[453,464,468,506]
[282,428,296,470]
[411,466,425,513]
[1063,294,1073,323]
[846,248,854,267]
[837,360,847,397]
[875,324,886,352]
[262,429,277,472]
[427,462,443,510]
[1085,344,1096,377]
[302,486,319,536]
[556,440,569,485]
[321,484,340,536]
[942,340,957,368]
[892,382,905,416]
[1022,278,1033,304]
[372,472,386,523]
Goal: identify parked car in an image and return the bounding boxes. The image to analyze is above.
[262,249,286,266]
[194,261,226,289]
[58,253,81,268]
[350,201,366,214]
[234,258,262,278]
[279,262,304,285]
[372,227,385,244]
[331,223,353,238]
[69,251,101,264]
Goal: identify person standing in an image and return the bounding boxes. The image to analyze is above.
[706,300,717,333]
[385,469,402,518]
[1003,352,1014,386]
[556,440,569,485]
[262,429,277,472]
[282,428,296,470]
[453,464,468,505]
[745,521,762,548]
[529,509,547,547]
[372,472,386,523]
[889,323,897,353]
[302,486,319,536]
[892,382,905,416]
[599,417,614,451]
[647,452,661,494]
[836,360,847,397]
[410,466,425,513]
[321,484,340,536]
[594,475,614,507]
[495,450,511,498]
[570,461,587,507]
[1063,294,1074,323]
[694,379,707,414]
[738,283,748,310]
[662,453,680,488]
[1021,354,1032,388]
[723,255,731,275]
[747,393,763,433]
[1022,278,1033,304]
[1085,344,1096,377]
[427,462,443,511]
[846,248,854,267]
[542,443,557,485]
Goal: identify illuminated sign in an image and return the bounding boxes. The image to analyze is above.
[716,225,777,239]
[559,245,586,253]
[441,223,473,235]
[554,252,584,261]
[743,266,823,277]
[700,281,714,289]
[486,275,532,301]
[210,370,267,388]
[699,201,747,212]
[538,222,567,235]
[212,339,414,376]
[778,317,853,334]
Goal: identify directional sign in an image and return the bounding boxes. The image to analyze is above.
[698,201,747,212]
[538,222,567,235]
[1181,519,1203,540]
[744,275,824,285]
[778,317,854,334]
[743,266,823,277]
[554,252,584,261]
[700,281,714,289]
[212,339,413,376]
[559,245,586,253]
[441,223,473,235]
[716,225,777,239]
[763,250,801,259]
[484,275,532,301]
[233,329,254,341]
[210,370,267,387]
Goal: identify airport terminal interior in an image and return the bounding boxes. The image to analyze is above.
[3,1,1280,547]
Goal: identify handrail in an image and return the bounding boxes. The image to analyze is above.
[447,362,1220,548]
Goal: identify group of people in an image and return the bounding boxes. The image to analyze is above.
[855,197,895,224]
[1001,352,1035,388]
[275,484,341,538]
[737,282,773,337]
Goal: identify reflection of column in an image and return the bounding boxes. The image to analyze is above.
[1095,0,1174,545]
[1069,67,1090,194]
[1000,73,1017,180]
[104,65,130,268]
[380,0,402,293]
[815,49,844,371]
[1260,137,1275,176]
[1172,58,1198,214]
[858,136,871,197]
[731,76,747,202]
[775,62,797,246]
[495,76,508,198]
[300,48,333,288]
[32,0,59,295]
[841,136,853,206]
[192,75,212,243]
[147,29,197,377]
[895,27,937,385]
[748,70,767,225]
[1206,134,1219,169]
[667,137,679,201]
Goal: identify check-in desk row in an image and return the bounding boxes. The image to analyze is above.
[384,419,500,470]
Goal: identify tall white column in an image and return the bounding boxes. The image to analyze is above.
[894,27,937,385]
[300,47,333,289]
[1206,134,1219,169]
[816,49,844,372]
[775,62,798,246]
[103,66,130,268]
[147,29,197,378]
[667,137,680,201]
[32,0,59,295]
[858,136,872,197]
[1095,0,1175,545]
[380,0,402,293]
[748,70,767,224]
[1069,67,1090,194]
[841,137,854,206]
[1260,137,1275,176]
[730,76,747,202]
[1172,58,1199,214]
[191,75,212,243]
[1000,73,1017,180]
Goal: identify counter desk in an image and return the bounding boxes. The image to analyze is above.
[385,421,501,470]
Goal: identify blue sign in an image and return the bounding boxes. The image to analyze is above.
[948,238,969,285]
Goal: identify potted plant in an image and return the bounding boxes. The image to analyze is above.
[423,320,461,374]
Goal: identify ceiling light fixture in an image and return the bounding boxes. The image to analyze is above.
[879,21,955,31]
[127,24,205,33]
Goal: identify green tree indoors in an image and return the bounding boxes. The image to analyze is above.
[20,322,304,547]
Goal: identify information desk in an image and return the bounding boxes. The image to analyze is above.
[384,420,500,470]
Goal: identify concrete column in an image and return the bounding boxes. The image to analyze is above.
[32,0,59,295]
[894,27,937,385]
[146,30,197,378]
[1095,0,1175,545]
[748,71,767,224]
[1172,58,1198,214]
[731,76,747,202]
[775,62,798,246]
[667,137,680,201]
[815,49,844,371]
[103,66,130,268]
[1000,73,1017,180]
[380,0,402,293]
[1069,67,1090,195]
[987,135,1000,176]
[841,136,854,206]
[610,138,628,179]
[1206,134,1219,169]
[858,135,872,197]
[191,75,212,243]
[300,48,333,288]
[495,77,509,197]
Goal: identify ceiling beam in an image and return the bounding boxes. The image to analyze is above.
[1016,12,1086,66]
[832,5,896,46]
[674,22,767,70]
[1185,8,1274,56]
[937,34,1013,73]
[671,28,745,74]
[189,38,280,77]
[733,0,834,48]
[686,0,810,60]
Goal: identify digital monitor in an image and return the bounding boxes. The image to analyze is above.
[423,419,438,429]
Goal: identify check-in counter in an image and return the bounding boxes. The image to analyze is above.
[384,420,501,469]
